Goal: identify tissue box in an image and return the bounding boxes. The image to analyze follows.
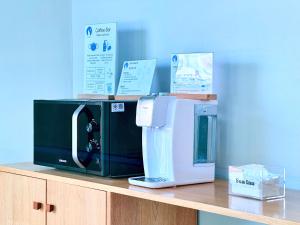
[229,164,285,200]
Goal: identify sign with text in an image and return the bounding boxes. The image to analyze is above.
[83,23,117,95]
[171,53,213,94]
[117,59,157,95]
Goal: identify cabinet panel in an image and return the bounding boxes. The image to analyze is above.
[0,172,46,225]
[47,180,106,225]
[108,193,197,225]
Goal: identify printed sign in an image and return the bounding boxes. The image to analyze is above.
[83,23,117,95]
[171,53,213,94]
[117,59,156,95]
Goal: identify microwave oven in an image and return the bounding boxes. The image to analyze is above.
[34,99,144,177]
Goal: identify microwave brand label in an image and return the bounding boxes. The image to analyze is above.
[59,159,67,163]
[111,103,125,112]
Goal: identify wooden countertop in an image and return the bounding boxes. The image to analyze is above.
[1,163,299,225]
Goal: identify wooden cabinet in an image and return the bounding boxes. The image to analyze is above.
[1,163,300,225]
[0,172,106,225]
[0,170,196,225]
[47,180,106,225]
[0,172,46,225]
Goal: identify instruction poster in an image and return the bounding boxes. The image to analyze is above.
[170,53,213,94]
[83,23,117,95]
[117,59,156,95]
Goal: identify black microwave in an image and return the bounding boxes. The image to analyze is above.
[34,99,144,177]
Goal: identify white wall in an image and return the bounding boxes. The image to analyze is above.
[0,0,73,163]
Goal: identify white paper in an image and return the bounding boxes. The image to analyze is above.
[83,23,117,95]
[171,53,213,94]
[117,59,156,95]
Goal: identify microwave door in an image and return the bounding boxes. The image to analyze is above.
[34,102,80,168]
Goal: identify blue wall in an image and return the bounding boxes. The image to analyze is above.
[0,0,73,163]
[0,1,298,224]
[72,1,300,224]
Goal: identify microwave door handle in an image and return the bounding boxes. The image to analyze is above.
[72,104,86,169]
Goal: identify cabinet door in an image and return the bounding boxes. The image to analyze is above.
[0,172,46,225]
[47,180,106,225]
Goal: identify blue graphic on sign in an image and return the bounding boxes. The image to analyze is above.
[89,42,98,51]
[103,40,112,52]
[124,62,129,69]
[107,83,112,93]
[86,26,93,36]
[172,55,178,63]
[103,40,107,52]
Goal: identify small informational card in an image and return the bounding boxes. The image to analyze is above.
[170,53,213,94]
[117,59,157,95]
[83,23,117,95]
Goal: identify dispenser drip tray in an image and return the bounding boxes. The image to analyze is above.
[129,176,176,188]
[133,177,168,183]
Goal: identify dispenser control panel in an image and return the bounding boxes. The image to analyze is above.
[136,96,170,128]
[136,97,154,127]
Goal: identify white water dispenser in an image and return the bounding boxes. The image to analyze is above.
[129,95,217,188]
